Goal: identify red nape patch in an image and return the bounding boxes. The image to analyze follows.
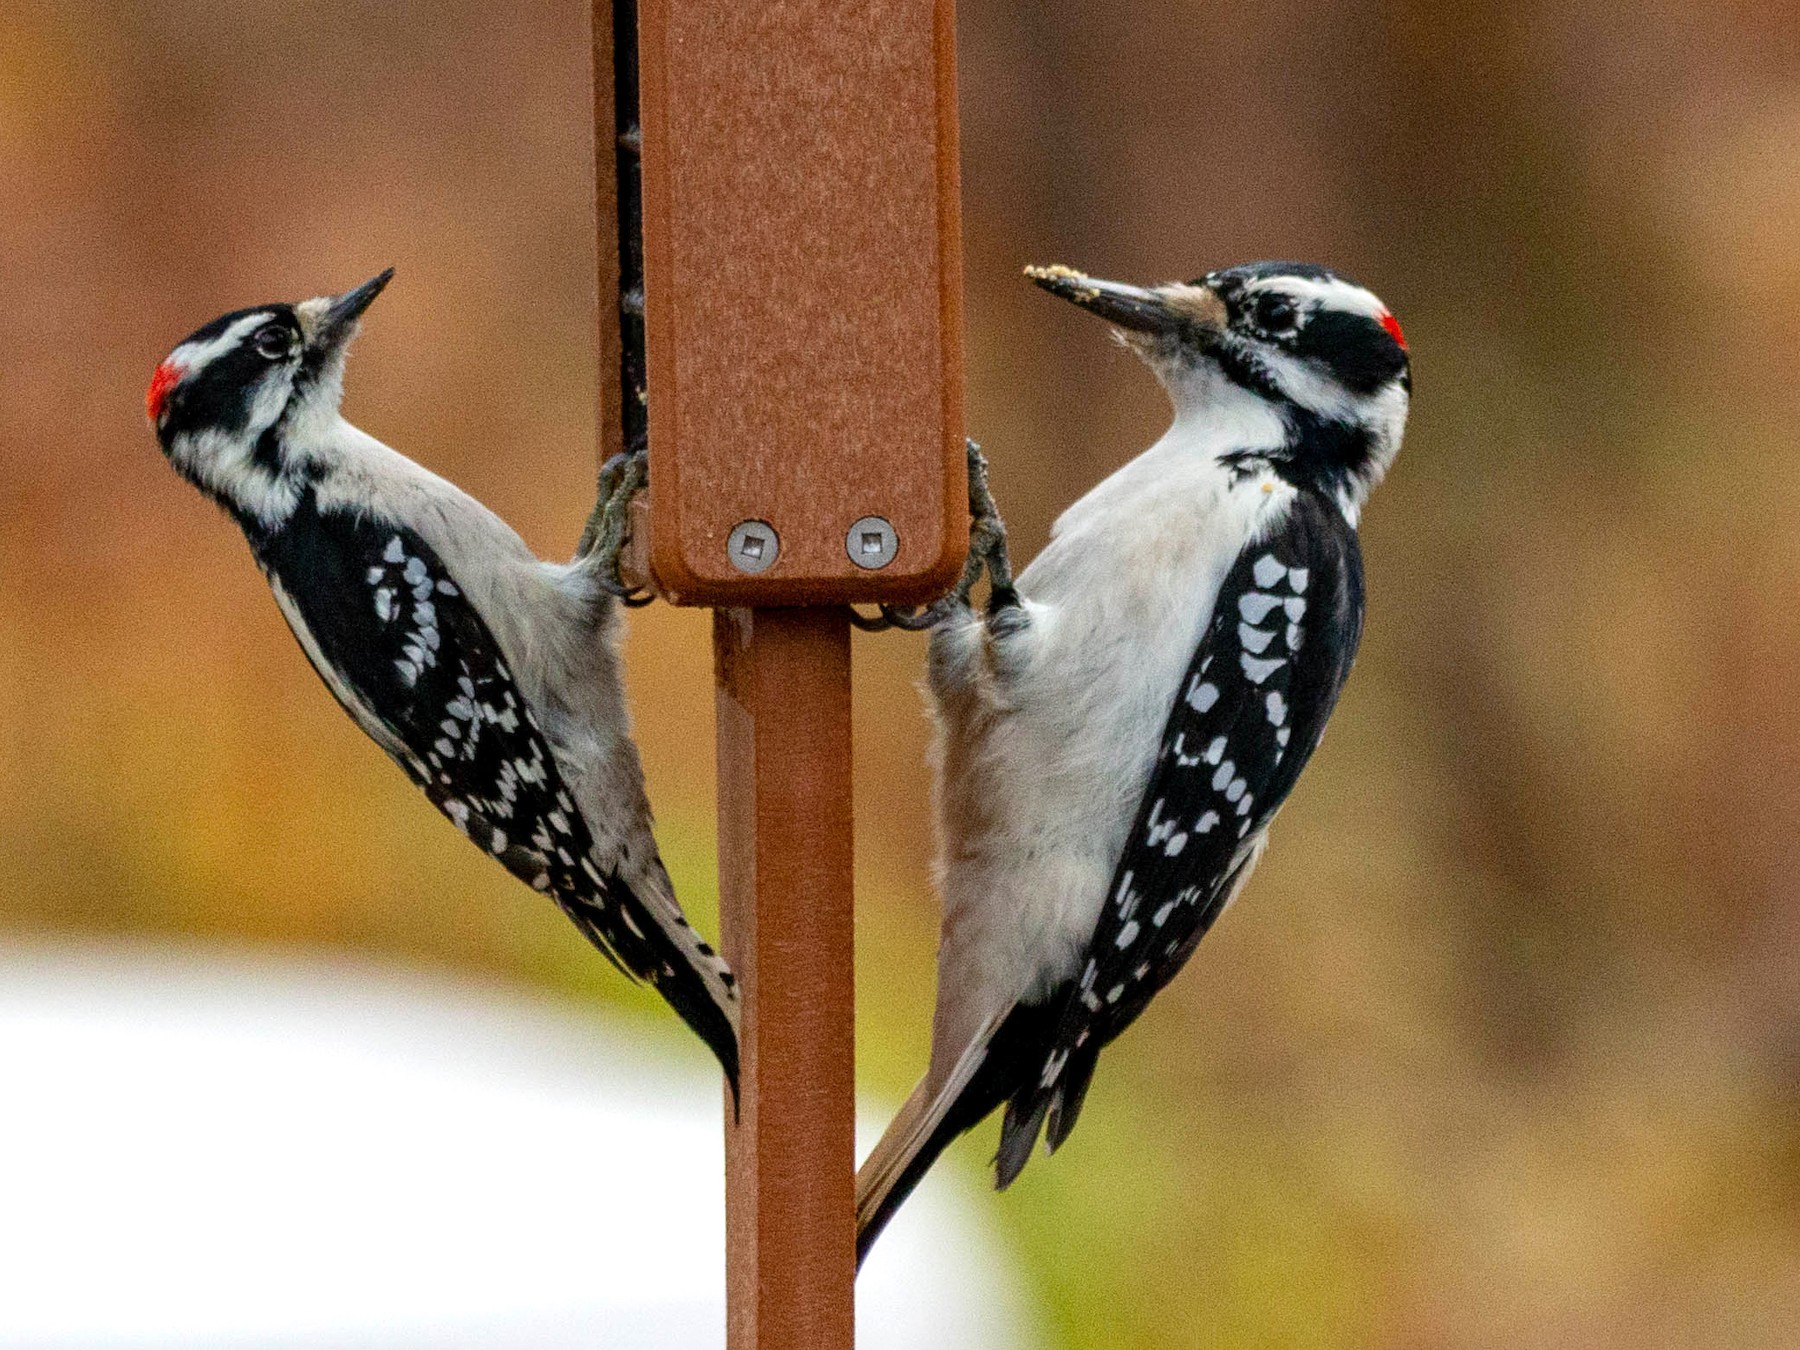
[1378,311,1407,351]
[145,360,183,423]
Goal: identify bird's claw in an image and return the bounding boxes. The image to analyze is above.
[850,439,1017,632]
[582,448,654,604]
[962,439,1017,613]
[851,601,941,632]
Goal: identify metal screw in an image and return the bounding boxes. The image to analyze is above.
[727,520,780,574]
[846,516,898,570]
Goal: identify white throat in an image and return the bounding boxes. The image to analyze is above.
[1157,355,1289,452]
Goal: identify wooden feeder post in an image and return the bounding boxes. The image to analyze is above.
[594,2,965,1346]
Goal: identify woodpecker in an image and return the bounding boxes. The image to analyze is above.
[146,271,739,1089]
[856,261,1410,1261]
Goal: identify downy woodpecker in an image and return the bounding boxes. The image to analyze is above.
[856,262,1410,1261]
[146,272,739,1089]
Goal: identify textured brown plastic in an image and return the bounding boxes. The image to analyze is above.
[714,608,857,1350]
[638,0,966,606]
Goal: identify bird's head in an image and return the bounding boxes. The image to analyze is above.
[1027,261,1410,509]
[147,269,393,522]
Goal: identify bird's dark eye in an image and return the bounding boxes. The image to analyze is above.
[254,324,294,360]
[1250,294,1300,335]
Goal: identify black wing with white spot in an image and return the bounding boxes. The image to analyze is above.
[1000,489,1363,1173]
[248,492,738,1086]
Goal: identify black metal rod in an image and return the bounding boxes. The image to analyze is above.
[612,0,648,460]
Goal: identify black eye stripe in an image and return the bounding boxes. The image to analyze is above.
[1289,309,1408,393]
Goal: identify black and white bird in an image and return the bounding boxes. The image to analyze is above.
[856,261,1410,1261]
[146,271,739,1088]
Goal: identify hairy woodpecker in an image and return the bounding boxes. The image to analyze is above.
[146,272,739,1089]
[856,261,1410,1261]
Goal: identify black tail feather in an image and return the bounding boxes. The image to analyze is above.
[994,1090,1051,1189]
[857,1079,995,1268]
[856,999,1061,1268]
[1044,1041,1100,1153]
[651,957,741,1105]
[562,902,740,1102]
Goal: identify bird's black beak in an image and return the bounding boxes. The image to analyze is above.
[1024,264,1224,338]
[314,268,395,349]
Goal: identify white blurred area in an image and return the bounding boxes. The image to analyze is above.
[0,941,1035,1349]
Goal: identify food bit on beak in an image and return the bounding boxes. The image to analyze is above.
[1025,264,1225,338]
[1024,263,1103,304]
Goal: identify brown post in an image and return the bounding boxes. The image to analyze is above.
[595,2,963,1346]
[714,608,856,1348]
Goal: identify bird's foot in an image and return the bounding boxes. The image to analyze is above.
[851,438,1018,632]
[964,439,1019,618]
[577,450,632,555]
[580,448,654,604]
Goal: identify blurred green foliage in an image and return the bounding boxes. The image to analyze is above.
[4,0,1800,1344]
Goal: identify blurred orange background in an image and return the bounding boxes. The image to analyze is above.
[4,1,1800,1345]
